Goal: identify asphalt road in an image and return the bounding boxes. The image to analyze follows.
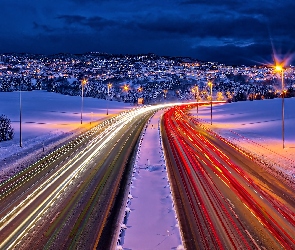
[0,106,156,249]
[161,104,295,250]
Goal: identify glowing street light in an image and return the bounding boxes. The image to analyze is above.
[275,64,285,148]
[122,84,129,102]
[107,83,112,115]
[123,84,129,92]
[208,81,213,125]
[81,79,87,124]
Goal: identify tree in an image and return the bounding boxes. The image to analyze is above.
[0,115,14,142]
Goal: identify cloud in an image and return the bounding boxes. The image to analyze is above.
[135,13,268,40]
[0,0,295,65]
[191,43,274,65]
[181,0,245,8]
[57,15,117,30]
[33,22,55,33]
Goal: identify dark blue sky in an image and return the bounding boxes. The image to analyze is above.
[1,0,295,65]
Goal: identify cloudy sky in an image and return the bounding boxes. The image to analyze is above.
[1,0,295,65]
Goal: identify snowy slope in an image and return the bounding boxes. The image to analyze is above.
[0,90,132,180]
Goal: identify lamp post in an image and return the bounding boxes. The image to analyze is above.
[192,86,199,118]
[19,83,22,147]
[123,84,129,92]
[275,65,285,148]
[208,81,213,125]
[196,86,199,118]
[81,79,87,124]
[123,84,129,102]
[107,83,112,115]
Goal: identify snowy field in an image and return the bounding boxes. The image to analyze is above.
[0,91,131,155]
[0,90,132,179]
[193,98,295,186]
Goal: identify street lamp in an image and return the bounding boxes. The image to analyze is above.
[81,79,87,124]
[19,82,22,147]
[123,84,129,92]
[107,83,112,115]
[122,84,129,102]
[192,86,199,118]
[208,81,213,125]
[196,86,199,118]
[275,65,285,148]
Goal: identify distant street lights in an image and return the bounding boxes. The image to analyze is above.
[80,79,87,124]
[208,81,213,125]
[107,83,112,115]
[275,65,285,148]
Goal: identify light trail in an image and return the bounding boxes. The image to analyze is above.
[162,104,295,249]
[1,103,185,249]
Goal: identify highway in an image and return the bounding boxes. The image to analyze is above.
[161,104,295,250]
[0,105,161,249]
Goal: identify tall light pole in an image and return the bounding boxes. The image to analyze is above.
[137,86,143,105]
[81,79,87,124]
[192,86,199,118]
[196,85,199,118]
[275,65,285,148]
[19,82,22,147]
[208,81,213,125]
[123,84,129,102]
[107,83,112,115]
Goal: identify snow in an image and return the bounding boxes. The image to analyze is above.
[120,111,183,249]
[0,90,132,180]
